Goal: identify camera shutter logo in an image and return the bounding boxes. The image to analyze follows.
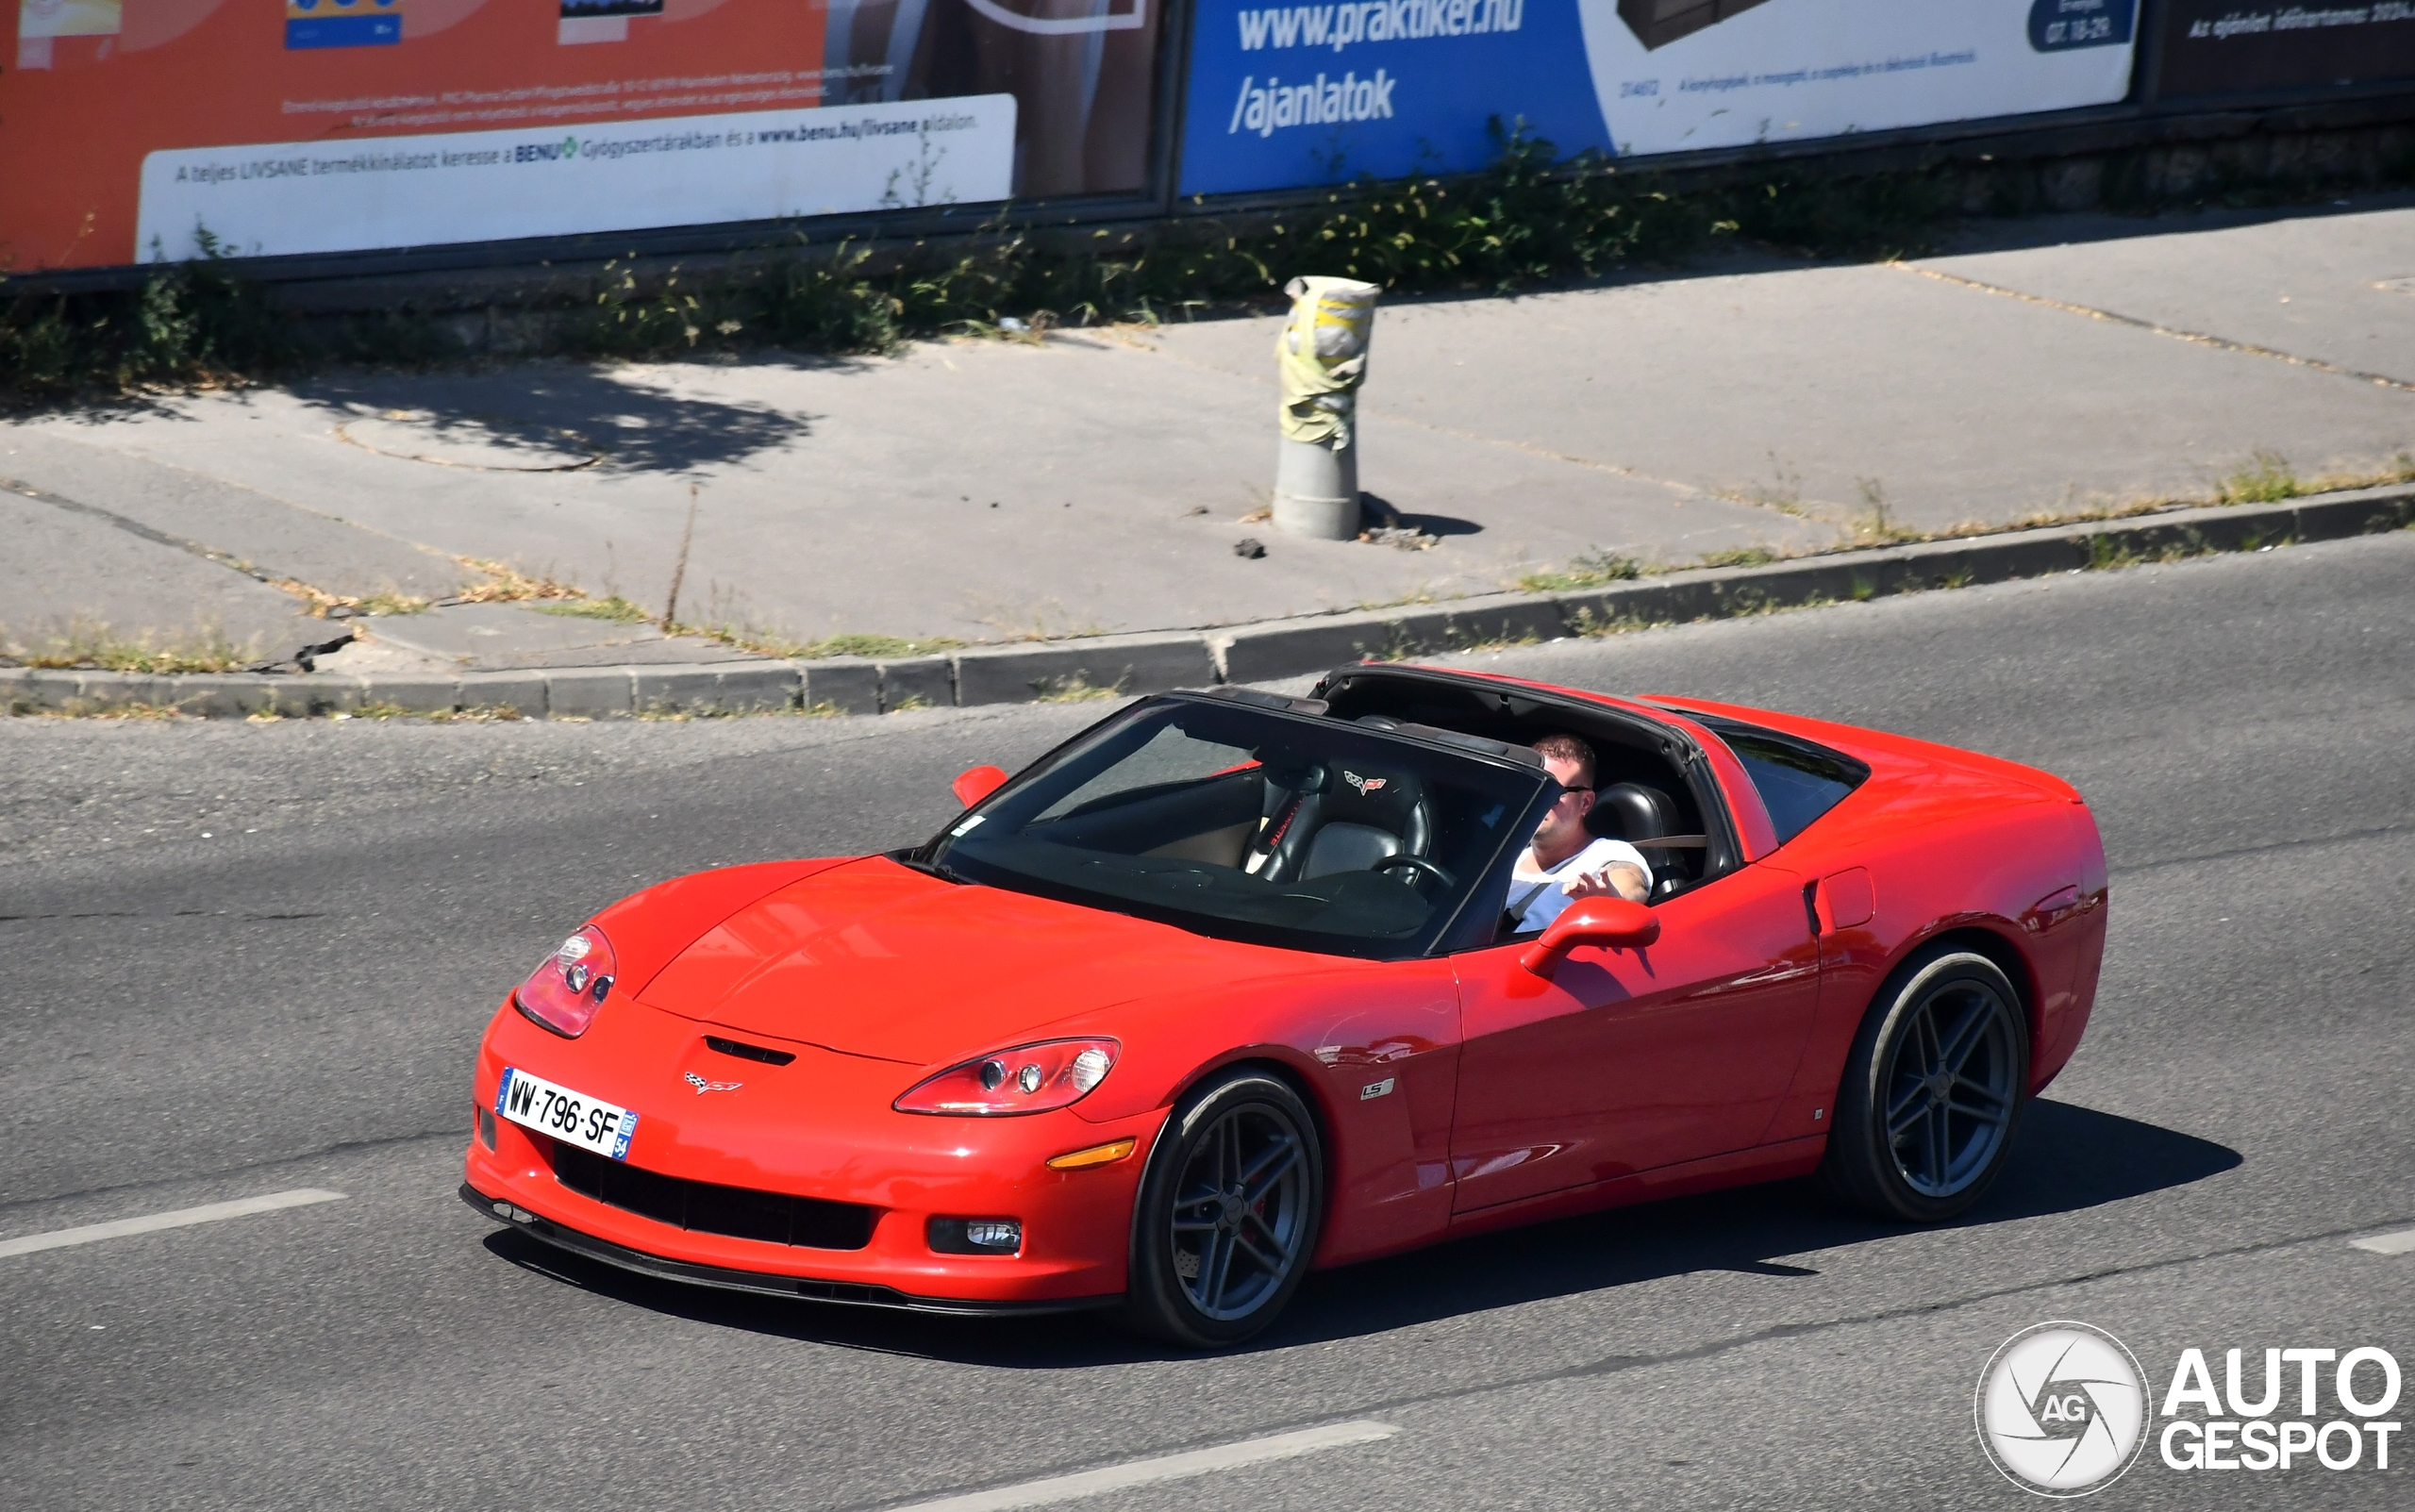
[1975,1321,2150,1496]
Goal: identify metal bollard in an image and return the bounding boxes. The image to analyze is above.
[1272,275,1379,540]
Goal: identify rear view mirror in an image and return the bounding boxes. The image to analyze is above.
[952,765,1009,808]
[1521,896,1659,976]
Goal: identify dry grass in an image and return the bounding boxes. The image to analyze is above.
[2,619,258,673]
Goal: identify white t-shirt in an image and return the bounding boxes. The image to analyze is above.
[1507,837,1654,934]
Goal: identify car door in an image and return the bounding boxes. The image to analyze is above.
[1445,861,1822,1215]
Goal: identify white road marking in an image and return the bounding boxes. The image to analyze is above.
[884,1421,1400,1512]
[2350,1226,2415,1255]
[0,1189,347,1258]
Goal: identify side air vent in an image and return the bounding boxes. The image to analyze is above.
[705,1035,797,1066]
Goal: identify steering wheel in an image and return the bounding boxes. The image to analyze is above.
[1373,853,1456,890]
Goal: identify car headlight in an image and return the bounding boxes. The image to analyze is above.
[893,1038,1119,1116]
[513,925,617,1038]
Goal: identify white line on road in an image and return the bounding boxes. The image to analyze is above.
[2350,1226,2415,1255]
[0,1189,347,1259]
[883,1421,1400,1512]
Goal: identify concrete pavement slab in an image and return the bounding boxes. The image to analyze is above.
[353,601,757,671]
[7,198,2410,660]
[1920,200,2415,388]
[0,488,323,664]
[1,426,470,602]
[1150,241,2415,535]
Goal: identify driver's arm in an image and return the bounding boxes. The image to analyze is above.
[1564,862,1648,905]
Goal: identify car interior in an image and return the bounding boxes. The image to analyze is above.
[1311,668,1724,906]
[929,670,1743,955]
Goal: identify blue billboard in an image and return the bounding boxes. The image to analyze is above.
[1179,0,1611,194]
[1178,0,2141,196]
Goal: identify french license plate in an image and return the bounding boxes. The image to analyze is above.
[496,1067,639,1160]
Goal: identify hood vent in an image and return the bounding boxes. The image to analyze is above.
[705,1035,796,1066]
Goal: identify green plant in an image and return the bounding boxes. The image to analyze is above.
[1519,548,1645,592]
[1033,674,1124,703]
[2087,534,2140,572]
[1697,545,1783,569]
[2215,451,2302,505]
[532,596,650,623]
[3,619,256,673]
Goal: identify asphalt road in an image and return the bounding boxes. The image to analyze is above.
[3,532,2410,1511]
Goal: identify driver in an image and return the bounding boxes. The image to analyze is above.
[1507,734,1651,932]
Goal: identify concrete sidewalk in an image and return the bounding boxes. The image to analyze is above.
[4,193,2411,673]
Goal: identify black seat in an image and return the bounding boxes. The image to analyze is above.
[1591,781,1692,900]
[1250,758,1433,882]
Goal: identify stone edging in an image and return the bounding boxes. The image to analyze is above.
[8,486,2409,719]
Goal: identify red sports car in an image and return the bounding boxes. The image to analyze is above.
[462,663,2107,1345]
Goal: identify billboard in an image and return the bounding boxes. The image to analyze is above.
[2154,1,2415,99]
[1177,0,2140,194]
[2,0,1168,271]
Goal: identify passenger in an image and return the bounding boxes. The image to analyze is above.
[1507,734,1652,933]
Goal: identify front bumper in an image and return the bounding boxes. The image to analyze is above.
[465,995,1162,1307]
[460,1183,1117,1315]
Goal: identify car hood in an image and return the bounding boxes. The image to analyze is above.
[631,856,1296,1066]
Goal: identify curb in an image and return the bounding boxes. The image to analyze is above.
[8,486,2409,720]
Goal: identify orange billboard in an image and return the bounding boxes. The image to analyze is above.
[3,0,1165,272]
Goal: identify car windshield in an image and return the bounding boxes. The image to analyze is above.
[924,698,1550,958]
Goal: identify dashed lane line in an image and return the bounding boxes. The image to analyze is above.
[2350,1226,2415,1255]
[880,1421,1400,1512]
[0,1188,348,1258]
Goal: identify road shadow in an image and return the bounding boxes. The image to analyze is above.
[478,1098,2239,1367]
[283,361,822,474]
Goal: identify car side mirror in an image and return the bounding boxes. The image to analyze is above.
[952,764,1009,808]
[1521,896,1659,976]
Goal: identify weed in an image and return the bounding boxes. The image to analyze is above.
[1033,675,1124,703]
[342,702,416,720]
[886,693,935,713]
[1849,574,1877,602]
[1566,605,1667,638]
[1518,549,1645,592]
[532,596,651,623]
[2087,534,2141,572]
[356,591,432,616]
[805,632,963,659]
[456,559,584,603]
[1940,565,1974,590]
[425,705,526,723]
[1697,545,1784,569]
[1852,479,1920,544]
[4,620,256,673]
[2215,451,2302,505]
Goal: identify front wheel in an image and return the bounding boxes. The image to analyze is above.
[1820,947,2029,1222]
[1124,1069,1324,1347]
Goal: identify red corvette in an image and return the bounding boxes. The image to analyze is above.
[462,663,2107,1344]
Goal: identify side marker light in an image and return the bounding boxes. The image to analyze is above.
[1046,1138,1138,1171]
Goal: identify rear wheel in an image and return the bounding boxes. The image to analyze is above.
[1124,1069,1324,1347]
[1820,947,2028,1222]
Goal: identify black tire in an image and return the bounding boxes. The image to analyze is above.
[1819,946,2029,1223]
[1124,1068,1324,1348]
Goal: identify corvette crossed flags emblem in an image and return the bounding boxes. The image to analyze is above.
[1341,771,1388,795]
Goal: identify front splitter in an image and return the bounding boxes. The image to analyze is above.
[459,1183,1119,1317]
